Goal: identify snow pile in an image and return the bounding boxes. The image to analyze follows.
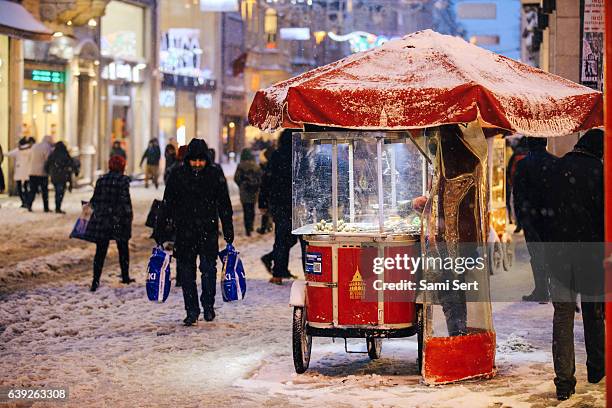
[497,333,536,354]
[0,247,93,284]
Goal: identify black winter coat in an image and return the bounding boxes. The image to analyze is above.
[140,145,161,166]
[513,147,558,241]
[549,149,603,242]
[258,161,271,210]
[268,145,292,220]
[87,172,133,242]
[46,149,76,184]
[162,163,234,259]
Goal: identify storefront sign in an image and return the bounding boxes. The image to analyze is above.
[28,69,64,84]
[280,28,310,41]
[580,0,604,90]
[161,28,209,78]
[101,62,145,83]
[196,93,212,109]
[200,0,238,12]
[162,73,216,92]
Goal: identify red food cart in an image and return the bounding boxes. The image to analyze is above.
[248,29,602,384]
[288,129,431,373]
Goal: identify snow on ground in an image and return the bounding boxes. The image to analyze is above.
[0,185,605,407]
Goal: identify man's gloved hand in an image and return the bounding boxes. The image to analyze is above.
[225,235,234,245]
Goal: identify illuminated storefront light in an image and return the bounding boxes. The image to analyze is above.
[328,31,399,53]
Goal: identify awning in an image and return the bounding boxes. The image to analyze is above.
[0,0,52,41]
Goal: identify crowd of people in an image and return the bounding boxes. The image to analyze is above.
[3,135,80,213]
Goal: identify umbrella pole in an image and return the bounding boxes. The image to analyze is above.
[605,2,612,406]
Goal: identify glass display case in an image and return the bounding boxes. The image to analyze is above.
[292,131,431,237]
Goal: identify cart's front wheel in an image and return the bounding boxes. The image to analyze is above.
[366,337,382,360]
[292,306,312,374]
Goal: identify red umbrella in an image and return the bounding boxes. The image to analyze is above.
[249,29,602,137]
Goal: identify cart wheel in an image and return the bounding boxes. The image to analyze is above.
[503,238,514,271]
[489,242,503,275]
[366,337,382,360]
[417,304,423,373]
[292,306,312,374]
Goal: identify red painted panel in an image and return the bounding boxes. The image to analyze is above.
[306,285,333,323]
[423,330,496,384]
[305,245,332,283]
[337,247,378,325]
[383,244,419,325]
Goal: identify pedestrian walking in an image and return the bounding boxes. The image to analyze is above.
[164,143,178,184]
[45,141,78,214]
[140,138,161,188]
[257,146,274,234]
[27,135,54,212]
[87,155,135,291]
[268,129,305,285]
[160,139,234,326]
[110,140,127,159]
[512,137,557,302]
[507,137,528,232]
[234,148,262,236]
[547,129,605,401]
[7,137,34,207]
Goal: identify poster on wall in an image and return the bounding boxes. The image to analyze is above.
[580,0,604,91]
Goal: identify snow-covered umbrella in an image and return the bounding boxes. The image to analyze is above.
[248,29,602,137]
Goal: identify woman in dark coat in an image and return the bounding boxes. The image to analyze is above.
[88,155,134,291]
[45,141,77,213]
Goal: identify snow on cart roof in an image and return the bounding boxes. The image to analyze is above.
[248,29,602,137]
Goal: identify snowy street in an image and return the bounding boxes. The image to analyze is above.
[0,185,605,408]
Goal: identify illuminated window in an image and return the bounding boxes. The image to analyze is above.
[264,8,277,48]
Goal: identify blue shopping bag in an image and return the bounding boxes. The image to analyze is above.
[69,201,94,241]
[146,246,172,303]
[218,244,246,302]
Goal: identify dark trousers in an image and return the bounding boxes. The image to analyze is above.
[553,300,605,391]
[53,182,66,211]
[28,175,49,211]
[93,240,130,282]
[259,210,273,231]
[177,252,217,317]
[16,180,29,207]
[242,201,255,234]
[272,216,306,277]
[523,225,550,299]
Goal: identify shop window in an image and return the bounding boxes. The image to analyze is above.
[264,8,278,48]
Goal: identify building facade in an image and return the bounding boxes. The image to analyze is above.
[454,0,521,60]
[158,0,222,158]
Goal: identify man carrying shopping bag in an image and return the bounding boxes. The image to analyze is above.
[160,139,234,326]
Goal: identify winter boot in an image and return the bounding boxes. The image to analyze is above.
[588,371,605,384]
[120,277,136,284]
[183,314,198,326]
[261,255,273,274]
[90,279,99,292]
[556,388,575,401]
[203,306,216,322]
[269,277,283,285]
